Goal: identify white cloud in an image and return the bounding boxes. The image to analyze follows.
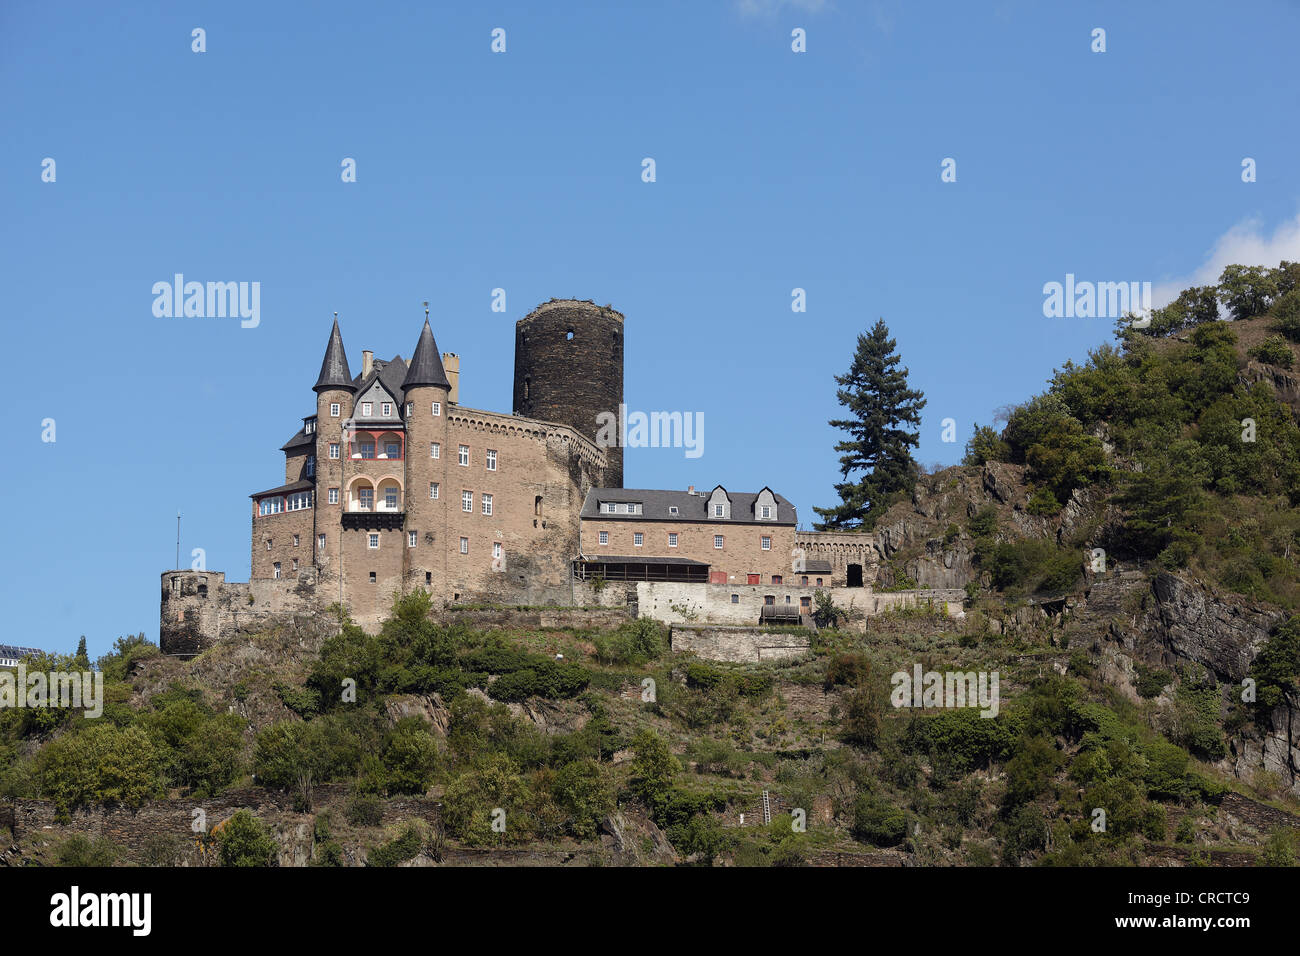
[735,0,830,17]
[1154,212,1300,307]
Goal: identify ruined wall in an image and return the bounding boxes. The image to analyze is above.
[796,530,881,586]
[670,625,811,663]
[159,570,324,655]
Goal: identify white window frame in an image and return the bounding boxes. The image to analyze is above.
[714,535,724,549]
[362,402,372,416]
[318,533,326,551]
[714,504,724,517]
[633,532,643,547]
[668,533,678,547]
[408,530,417,548]
[329,443,340,459]
[431,442,440,459]
[462,491,473,513]
[598,531,608,545]
[272,562,281,579]
[458,445,469,466]
[330,403,340,417]
[493,541,502,559]
[382,402,392,417]
[368,533,379,549]
[459,536,469,554]
[486,449,497,471]
[431,401,441,416]
[430,482,439,499]
[482,493,493,516]
[384,487,399,510]
[328,487,339,504]
[761,535,772,551]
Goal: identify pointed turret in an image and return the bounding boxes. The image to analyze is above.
[313,317,354,393]
[402,318,451,390]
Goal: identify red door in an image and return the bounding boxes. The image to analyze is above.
[747,573,760,585]
[709,571,727,584]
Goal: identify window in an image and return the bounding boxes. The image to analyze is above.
[604,503,616,514]
[535,496,542,516]
[801,575,808,586]
[462,491,473,512]
[633,532,643,547]
[273,562,281,579]
[368,533,379,549]
[287,491,313,511]
[329,443,340,459]
[330,403,340,417]
[384,487,398,510]
[731,594,739,604]
[747,573,760,585]
[292,558,299,572]
[493,541,502,559]
[486,449,497,471]
[431,442,440,459]
[764,595,776,605]
[358,441,375,459]
[384,441,400,458]
[458,445,469,466]
[800,596,811,608]
[369,571,377,582]
[772,575,783,585]
[306,456,315,477]
[714,504,724,517]
[459,537,469,554]
[258,497,284,516]
[292,534,299,547]
[482,493,493,516]
[760,505,772,519]
[714,535,724,549]
[318,534,326,551]
[382,402,391,417]
[362,402,372,416]
[429,482,439,499]
[816,577,823,587]
[598,531,608,545]
[431,401,441,416]
[408,530,417,548]
[266,539,272,550]
[785,595,791,603]
[668,533,678,547]
[405,402,413,417]
[761,535,772,550]
[359,488,374,510]
[669,506,679,515]
[328,487,339,504]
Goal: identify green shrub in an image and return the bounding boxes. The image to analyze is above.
[55,834,119,867]
[345,792,384,827]
[367,821,426,866]
[1249,334,1294,368]
[216,810,277,867]
[851,794,907,847]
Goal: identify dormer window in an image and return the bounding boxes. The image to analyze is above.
[669,506,679,515]
[714,504,724,517]
[362,402,373,416]
[760,505,772,519]
[382,402,392,416]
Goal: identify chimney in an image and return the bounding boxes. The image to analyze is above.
[688,485,695,495]
[362,350,373,378]
[443,352,460,404]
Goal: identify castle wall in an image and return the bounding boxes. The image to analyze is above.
[796,530,881,586]
[670,625,811,663]
[581,516,795,584]
[159,570,323,655]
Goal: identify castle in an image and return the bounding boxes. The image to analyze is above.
[160,299,921,655]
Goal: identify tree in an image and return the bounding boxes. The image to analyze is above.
[814,320,926,530]
[216,810,278,867]
[629,730,679,812]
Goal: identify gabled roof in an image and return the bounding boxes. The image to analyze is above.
[280,425,314,452]
[313,318,354,393]
[402,319,451,390]
[580,488,797,525]
[349,356,407,409]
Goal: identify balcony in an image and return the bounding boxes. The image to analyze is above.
[341,511,405,531]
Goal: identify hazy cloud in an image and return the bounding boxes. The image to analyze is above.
[1155,212,1300,306]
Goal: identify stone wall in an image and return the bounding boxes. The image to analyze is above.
[160,570,325,656]
[670,625,811,663]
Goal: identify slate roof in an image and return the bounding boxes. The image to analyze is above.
[250,478,314,499]
[313,318,354,392]
[280,426,313,452]
[580,487,796,525]
[801,559,833,574]
[402,319,451,390]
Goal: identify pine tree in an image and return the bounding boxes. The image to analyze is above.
[814,319,926,530]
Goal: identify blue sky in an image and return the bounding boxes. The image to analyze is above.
[3,0,1299,657]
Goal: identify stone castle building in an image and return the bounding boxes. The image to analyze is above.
[160,298,885,654]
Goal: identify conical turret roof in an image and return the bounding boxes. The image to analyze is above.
[313,317,354,392]
[402,318,451,390]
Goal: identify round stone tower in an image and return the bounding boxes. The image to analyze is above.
[513,299,624,488]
